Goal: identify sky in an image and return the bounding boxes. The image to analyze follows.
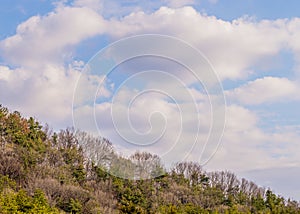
[0,0,300,200]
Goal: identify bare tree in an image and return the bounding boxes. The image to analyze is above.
[76,131,114,169]
[172,162,208,187]
[130,151,165,180]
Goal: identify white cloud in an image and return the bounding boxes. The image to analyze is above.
[73,72,215,166]
[104,7,289,80]
[0,64,80,128]
[0,6,106,67]
[0,4,107,128]
[206,105,300,172]
[3,4,297,81]
[226,77,299,105]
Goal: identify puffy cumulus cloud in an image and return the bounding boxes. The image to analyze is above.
[65,4,300,81]
[205,105,300,172]
[225,105,259,132]
[1,5,299,80]
[90,89,221,168]
[3,2,295,80]
[0,6,106,67]
[73,74,215,166]
[226,77,299,105]
[0,63,80,128]
[202,105,269,170]
[0,3,107,129]
[105,7,289,80]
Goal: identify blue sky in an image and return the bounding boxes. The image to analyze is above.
[1,0,300,200]
[197,0,300,20]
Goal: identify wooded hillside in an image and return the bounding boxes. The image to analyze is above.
[0,105,299,213]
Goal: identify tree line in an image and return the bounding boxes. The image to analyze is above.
[0,105,299,213]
